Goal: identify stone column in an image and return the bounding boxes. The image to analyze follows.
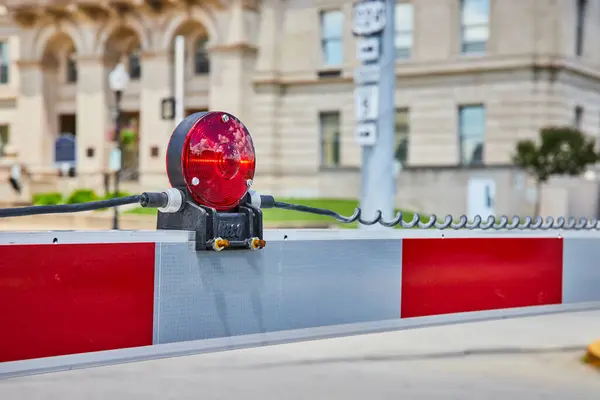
[251,0,284,186]
[12,60,54,171]
[208,1,258,128]
[75,55,110,189]
[138,51,173,190]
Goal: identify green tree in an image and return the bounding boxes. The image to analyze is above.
[512,126,598,217]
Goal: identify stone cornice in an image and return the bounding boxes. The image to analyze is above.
[253,54,600,87]
[138,50,171,59]
[15,59,42,68]
[208,42,257,54]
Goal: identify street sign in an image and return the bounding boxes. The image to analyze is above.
[54,133,76,167]
[356,37,380,62]
[354,85,379,122]
[355,122,377,146]
[352,0,387,36]
[354,64,381,85]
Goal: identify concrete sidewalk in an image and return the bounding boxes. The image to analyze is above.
[2,310,599,399]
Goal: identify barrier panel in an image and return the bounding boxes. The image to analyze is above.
[1,229,599,364]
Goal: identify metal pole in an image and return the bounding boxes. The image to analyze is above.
[174,35,185,126]
[112,90,122,230]
[357,0,396,229]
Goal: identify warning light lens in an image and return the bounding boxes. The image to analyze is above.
[180,112,256,210]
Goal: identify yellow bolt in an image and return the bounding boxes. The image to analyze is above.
[250,237,266,250]
[212,238,230,252]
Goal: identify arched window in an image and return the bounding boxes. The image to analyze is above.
[66,49,77,83]
[128,45,141,80]
[194,37,210,75]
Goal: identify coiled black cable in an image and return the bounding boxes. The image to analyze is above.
[2,193,598,231]
[272,201,600,230]
[0,195,142,218]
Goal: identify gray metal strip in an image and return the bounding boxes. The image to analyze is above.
[1,228,600,246]
[265,229,600,241]
[152,242,162,345]
[2,302,599,380]
[0,230,194,245]
[154,240,403,344]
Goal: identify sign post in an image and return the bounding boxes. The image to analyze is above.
[353,0,396,228]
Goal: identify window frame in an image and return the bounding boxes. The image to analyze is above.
[320,10,344,68]
[576,0,587,56]
[459,0,490,55]
[319,111,341,167]
[0,125,9,157]
[128,46,142,80]
[395,3,414,60]
[0,41,9,84]
[65,48,78,84]
[194,36,210,75]
[395,107,410,165]
[574,106,584,129]
[458,104,486,166]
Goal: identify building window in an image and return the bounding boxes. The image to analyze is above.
[320,10,344,67]
[395,3,414,60]
[576,0,587,56]
[0,41,8,84]
[458,105,485,165]
[66,49,77,84]
[0,125,8,157]
[319,111,341,167]
[574,106,584,129]
[395,108,409,164]
[460,0,489,54]
[128,46,141,80]
[194,37,210,75]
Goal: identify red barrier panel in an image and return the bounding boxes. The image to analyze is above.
[401,238,563,318]
[0,243,156,363]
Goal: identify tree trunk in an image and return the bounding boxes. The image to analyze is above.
[534,180,542,218]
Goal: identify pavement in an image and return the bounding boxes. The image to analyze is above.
[1,309,599,399]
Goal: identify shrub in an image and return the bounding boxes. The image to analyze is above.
[66,189,99,204]
[103,191,132,200]
[513,126,598,216]
[32,192,63,205]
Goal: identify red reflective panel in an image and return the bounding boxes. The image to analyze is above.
[400,237,563,318]
[0,243,155,363]
[181,112,256,210]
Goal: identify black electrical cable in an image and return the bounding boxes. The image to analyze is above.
[272,200,600,230]
[273,201,359,224]
[0,195,142,218]
[2,190,598,231]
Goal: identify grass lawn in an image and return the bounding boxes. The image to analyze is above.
[126,198,424,228]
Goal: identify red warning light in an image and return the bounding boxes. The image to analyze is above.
[166,111,256,210]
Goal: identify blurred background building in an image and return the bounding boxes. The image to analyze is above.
[0,0,599,217]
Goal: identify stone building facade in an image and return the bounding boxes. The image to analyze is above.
[0,0,599,217]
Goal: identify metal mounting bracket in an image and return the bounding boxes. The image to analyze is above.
[156,190,265,252]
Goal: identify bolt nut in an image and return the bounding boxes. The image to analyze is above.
[212,238,230,252]
[221,114,229,122]
[191,177,200,186]
[246,179,253,187]
[249,237,266,250]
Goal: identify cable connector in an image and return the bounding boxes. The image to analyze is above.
[246,190,275,209]
[140,188,184,213]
